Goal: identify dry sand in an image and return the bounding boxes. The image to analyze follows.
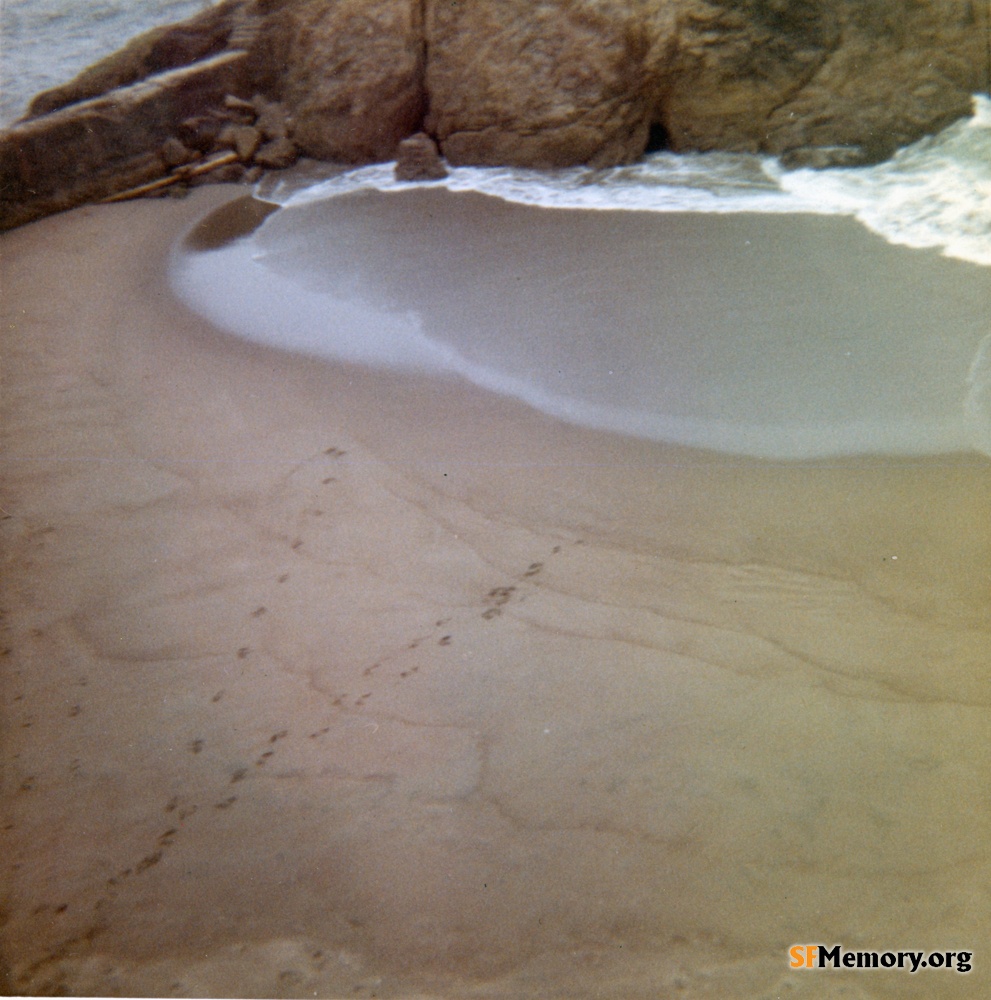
[1,186,989,998]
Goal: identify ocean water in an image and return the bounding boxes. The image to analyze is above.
[175,97,991,460]
[0,0,216,124]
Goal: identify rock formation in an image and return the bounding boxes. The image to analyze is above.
[659,0,986,162]
[1,0,988,228]
[394,133,448,182]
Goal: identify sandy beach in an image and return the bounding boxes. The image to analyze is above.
[1,186,989,998]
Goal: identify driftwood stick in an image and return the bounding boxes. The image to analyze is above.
[101,174,178,202]
[183,150,240,177]
[101,151,241,203]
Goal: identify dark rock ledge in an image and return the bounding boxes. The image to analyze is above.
[1,0,987,230]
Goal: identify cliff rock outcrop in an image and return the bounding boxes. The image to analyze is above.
[660,0,985,161]
[1,0,988,228]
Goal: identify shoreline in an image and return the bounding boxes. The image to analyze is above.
[1,188,989,997]
[173,187,991,460]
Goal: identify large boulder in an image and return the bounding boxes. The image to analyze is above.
[656,0,844,153]
[247,0,426,162]
[424,0,656,168]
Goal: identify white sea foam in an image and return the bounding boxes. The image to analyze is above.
[772,96,991,267]
[261,96,991,269]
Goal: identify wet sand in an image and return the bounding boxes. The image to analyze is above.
[1,186,989,998]
[175,188,991,458]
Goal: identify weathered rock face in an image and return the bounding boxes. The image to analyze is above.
[658,0,986,161]
[1,0,988,228]
[0,52,252,230]
[424,1,657,169]
[421,0,987,166]
[25,0,248,118]
[657,0,845,153]
[249,0,426,163]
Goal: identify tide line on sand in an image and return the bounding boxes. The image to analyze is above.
[172,187,991,461]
